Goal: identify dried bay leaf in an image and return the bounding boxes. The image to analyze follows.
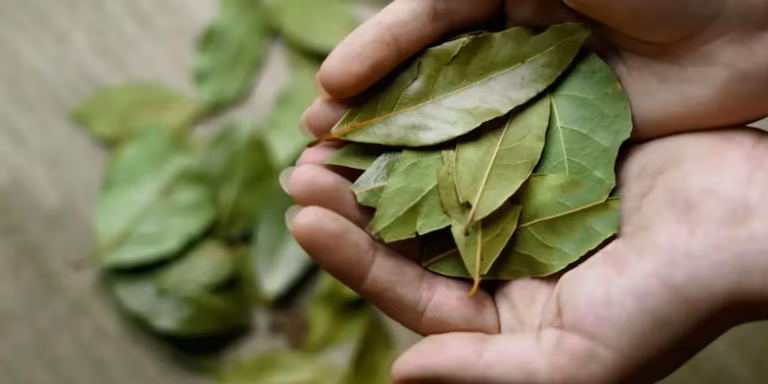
[197,122,276,240]
[266,0,358,55]
[521,53,631,223]
[351,151,401,208]
[331,23,589,146]
[108,241,248,337]
[436,149,471,224]
[71,83,202,146]
[249,186,313,302]
[304,273,368,352]
[325,143,394,170]
[264,49,319,167]
[218,350,344,384]
[455,97,549,224]
[369,150,451,242]
[452,205,522,293]
[194,0,270,109]
[345,314,397,384]
[97,129,215,269]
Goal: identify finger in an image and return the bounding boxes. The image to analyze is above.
[563,0,721,44]
[392,332,614,383]
[318,0,498,99]
[296,141,343,166]
[301,98,348,138]
[289,206,499,335]
[285,164,371,227]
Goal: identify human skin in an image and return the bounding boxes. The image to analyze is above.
[287,1,768,382]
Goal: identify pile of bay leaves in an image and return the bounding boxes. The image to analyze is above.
[327,23,632,294]
[71,0,396,382]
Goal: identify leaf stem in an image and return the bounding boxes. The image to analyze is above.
[467,223,482,297]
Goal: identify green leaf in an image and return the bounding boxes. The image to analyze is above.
[71,83,202,146]
[370,150,451,242]
[108,242,248,337]
[218,350,344,384]
[155,240,238,295]
[194,0,270,109]
[249,187,313,302]
[331,23,589,146]
[325,143,394,170]
[97,129,216,269]
[197,122,276,239]
[423,198,618,279]
[351,151,401,208]
[266,0,358,55]
[304,273,368,351]
[345,315,397,384]
[455,97,549,224]
[264,49,319,167]
[508,195,618,265]
[452,205,521,293]
[436,150,470,223]
[521,53,631,223]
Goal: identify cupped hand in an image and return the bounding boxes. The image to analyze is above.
[285,128,768,383]
[303,0,768,139]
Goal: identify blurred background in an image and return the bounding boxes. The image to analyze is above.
[1,1,768,383]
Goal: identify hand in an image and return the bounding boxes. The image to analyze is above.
[302,0,768,139]
[285,128,768,383]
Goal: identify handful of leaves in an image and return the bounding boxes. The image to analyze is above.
[326,23,632,294]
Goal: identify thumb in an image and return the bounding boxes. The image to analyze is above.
[563,0,722,44]
[391,332,616,384]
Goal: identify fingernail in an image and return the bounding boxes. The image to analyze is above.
[279,166,294,194]
[285,205,303,229]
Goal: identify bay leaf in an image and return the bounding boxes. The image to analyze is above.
[266,0,358,55]
[155,240,238,295]
[436,149,471,223]
[264,48,319,167]
[345,314,397,384]
[455,97,549,224]
[369,150,451,242]
[71,83,202,146]
[97,129,215,269]
[197,122,276,239]
[331,23,589,146]
[451,205,522,293]
[217,350,344,384]
[521,53,631,223]
[351,151,401,208]
[108,241,248,338]
[304,273,368,352]
[194,0,270,109]
[249,186,313,302]
[423,197,618,279]
[325,143,393,170]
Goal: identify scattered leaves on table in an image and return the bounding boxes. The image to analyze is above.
[217,350,345,384]
[266,0,358,55]
[304,274,368,351]
[72,83,202,146]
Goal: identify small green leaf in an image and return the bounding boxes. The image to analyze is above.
[197,122,276,239]
[304,273,368,351]
[326,143,394,170]
[218,350,344,384]
[345,315,397,384]
[266,0,358,55]
[264,49,319,167]
[71,83,201,146]
[249,187,313,302]
[108,241,248,337]
[194,0,270,109]
[436,150,470,224]
[351,151,401,208]
[97,129,215,269]
[452,205,521,292]
[455,97,549,224]
[370,150,451,242]
[331,24,589,146]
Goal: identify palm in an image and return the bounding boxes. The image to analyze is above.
[287,129,768,383]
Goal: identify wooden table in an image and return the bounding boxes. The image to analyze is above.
[0,1,766,383]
